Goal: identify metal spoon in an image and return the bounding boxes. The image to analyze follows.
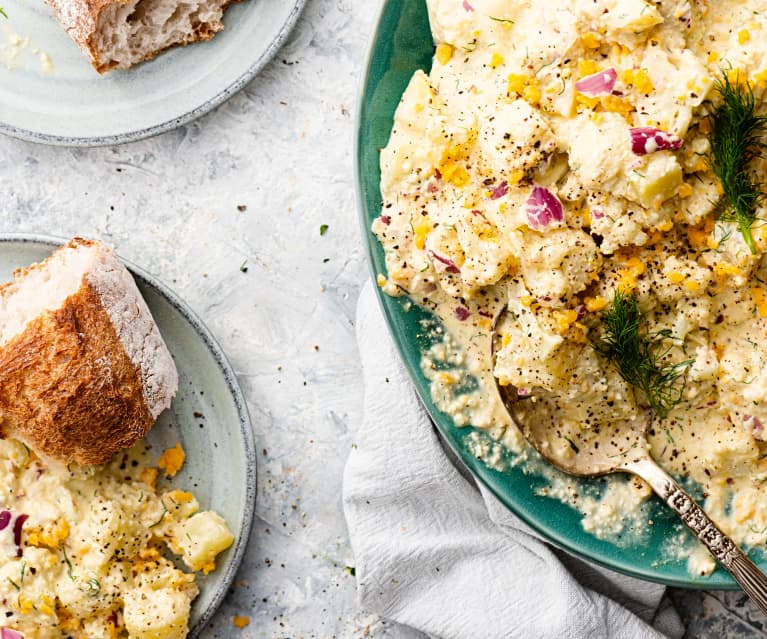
[491,309,767,613]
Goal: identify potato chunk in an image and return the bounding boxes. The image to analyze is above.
[171,512,234,573]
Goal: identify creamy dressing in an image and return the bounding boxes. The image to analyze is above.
[376,0,767,573]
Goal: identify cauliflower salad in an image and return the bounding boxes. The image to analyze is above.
[374,0,767,574]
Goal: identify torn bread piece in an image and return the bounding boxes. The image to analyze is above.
[0,237,178,464]
[46,0,236,73]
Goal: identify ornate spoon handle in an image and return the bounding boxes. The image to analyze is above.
[627,457,767,615]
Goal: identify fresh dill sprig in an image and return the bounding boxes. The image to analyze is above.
[593,291,694,419]
[0,7,6,18]
[709,72,767,254]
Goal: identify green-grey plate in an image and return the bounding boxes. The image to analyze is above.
[0,0,305,146]
[0,234,256,636]
[355,0,745,589]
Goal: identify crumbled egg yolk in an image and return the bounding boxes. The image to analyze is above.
[233,615,251,628]
[752,287,767,317]
[158,443,186,478]
[435,43,453,65]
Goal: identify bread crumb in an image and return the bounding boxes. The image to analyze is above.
[158,443,186,478]
[233,615,250,628]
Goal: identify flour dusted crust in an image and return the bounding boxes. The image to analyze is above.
[45,0,233,73]
[0,238,178,464]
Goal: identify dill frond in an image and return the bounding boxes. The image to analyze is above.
[709,72,767,254]
[594,291,694,419]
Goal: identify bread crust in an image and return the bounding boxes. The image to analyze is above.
[0,238,178,465]
[45,0,227,73]
[0,281,154,465]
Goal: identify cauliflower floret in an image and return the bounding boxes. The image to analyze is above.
[656,255,713,302]
[718,324,767,407]
[676,173,719,225]
[589,205,650,255]
[517,228,601,304]
[477,99,556,177]
[427,0,523,49]
[601,0,663,41]
[634,47,713,136]
[381,71,476,194]
[454,209,515,289]
[78,494,150,572]
[494,280,585,391]
[557,112,632,192]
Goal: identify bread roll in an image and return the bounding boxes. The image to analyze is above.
[45,0,235,73]
[0,238,178,464]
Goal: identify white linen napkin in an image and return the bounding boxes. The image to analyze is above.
[343,282,685,639]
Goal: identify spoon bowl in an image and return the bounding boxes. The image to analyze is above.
[491,307,767,613]
[495,382,649,477]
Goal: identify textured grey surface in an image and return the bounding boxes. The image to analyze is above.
[0,0,764,636]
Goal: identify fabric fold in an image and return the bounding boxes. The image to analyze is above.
[343,282,684,639]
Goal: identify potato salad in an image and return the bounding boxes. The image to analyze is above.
[0,439,233,639]
[374,0,767,573]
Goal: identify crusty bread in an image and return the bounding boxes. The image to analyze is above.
[0,238,178,464]
[45,0,234,73]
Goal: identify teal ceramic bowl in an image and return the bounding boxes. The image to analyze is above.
[355,0,749,589]
[0,234,256,635]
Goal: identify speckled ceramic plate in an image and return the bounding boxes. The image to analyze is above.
[0,234,256,636]
[355,0,753,589]
[0,0,305,146]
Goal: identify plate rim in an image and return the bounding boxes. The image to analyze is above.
[0,0,307,147]
[0,232,257,634]
[354,0,740,590]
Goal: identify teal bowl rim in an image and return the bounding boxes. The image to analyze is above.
[0,0,306,148]
[0,232,257,634]
[354,0,740,590]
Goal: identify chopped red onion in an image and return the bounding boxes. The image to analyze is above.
[454,306,471,321]
[591,209,604,220]
[428,250,461,274]
[630,127,682,155]
[575,68,617,96]
[471,209,492,224]
[517,388,532,397]
[574,304,587,320]
[13,514,28,556]
[1,630,24,639]
[462,0,474,11]
[744,415,765,440]
[380,215,391,225]
[0,510,10,531]
[478,310,493,319]
[525,186,564,230]
[489,181,509,200]
[434,168,442,180]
